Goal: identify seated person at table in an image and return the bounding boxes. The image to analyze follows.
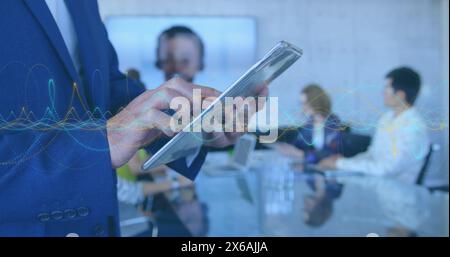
[319,67,429,184]
[276,84,343,164]
[116,149,193,205]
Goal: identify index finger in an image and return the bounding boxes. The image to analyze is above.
[165,77,222,101]
[192,84,221,99]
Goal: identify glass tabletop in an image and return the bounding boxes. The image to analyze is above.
[121,151,449,237]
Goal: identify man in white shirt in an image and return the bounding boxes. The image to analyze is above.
[319,67,429,184]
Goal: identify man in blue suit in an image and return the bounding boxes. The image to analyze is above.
[0,0,265,236]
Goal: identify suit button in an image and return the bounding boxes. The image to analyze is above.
[64,209,77,219]
[77,207,90,217]
[37,212,50,223]
[51,210,64,221]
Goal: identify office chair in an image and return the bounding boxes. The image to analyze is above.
[341,132,372,157]
[415,144,448,192]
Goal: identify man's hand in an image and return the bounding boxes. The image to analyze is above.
[203,84,269,148]
[107,77,218,168]
[318,155,342,170]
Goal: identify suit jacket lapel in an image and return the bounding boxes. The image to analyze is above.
[64,0,96,108]
[23,0,90,108]
[24,0,79,82]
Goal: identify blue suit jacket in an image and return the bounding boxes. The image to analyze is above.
[0,0,207,236]
[293,114,343,164]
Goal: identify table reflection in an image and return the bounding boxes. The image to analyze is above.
[121,151,448,237]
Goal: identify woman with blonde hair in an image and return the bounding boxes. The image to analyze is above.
[277,84,343,164]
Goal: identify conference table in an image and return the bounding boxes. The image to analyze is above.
[119,150,449,237]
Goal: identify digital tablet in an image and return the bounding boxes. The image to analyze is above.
[142,41,303,171]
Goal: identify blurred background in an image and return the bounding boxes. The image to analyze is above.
[101,0,448,186]
[98,0,449,236]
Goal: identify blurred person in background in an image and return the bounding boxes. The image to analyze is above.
[319,67,429,185]
[126,68,146,88]
[155,25,204,83]
[276,84,343,165]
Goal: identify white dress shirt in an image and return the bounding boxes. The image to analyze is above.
[337,107,429,184]
[312,122,325,150]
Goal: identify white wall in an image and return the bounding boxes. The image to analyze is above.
[98,0,448,182]
[440,0,448,234]
[442,0,449,188]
